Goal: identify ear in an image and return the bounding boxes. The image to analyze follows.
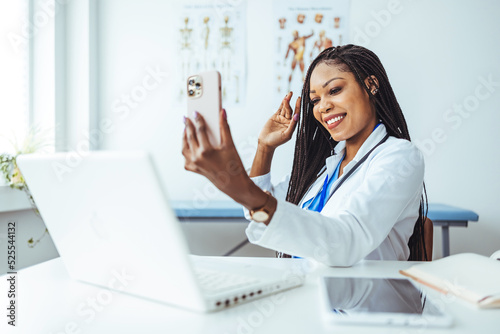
[364,75,379,95]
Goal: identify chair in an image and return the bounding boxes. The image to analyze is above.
[422,218,433,261]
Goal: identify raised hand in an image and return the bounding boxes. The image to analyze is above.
[258,92,301,150]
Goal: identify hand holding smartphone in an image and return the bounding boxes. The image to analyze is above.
[183,71,274,213]
[186,71,222,147]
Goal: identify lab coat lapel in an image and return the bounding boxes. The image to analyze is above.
[299,125,388,207]
[300,142,346,206]
[340,124,388,176]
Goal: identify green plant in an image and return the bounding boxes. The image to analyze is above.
[0,154,25,189]
[1,125,52,247]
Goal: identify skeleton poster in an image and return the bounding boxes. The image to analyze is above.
[273,0,350,102]
[175,1,246,107]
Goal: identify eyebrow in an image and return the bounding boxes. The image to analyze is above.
[310,77,344,93]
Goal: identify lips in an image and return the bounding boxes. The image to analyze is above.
[324,113,346,130]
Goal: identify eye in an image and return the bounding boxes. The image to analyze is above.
[310,98,319,106]
[330,87,341,95]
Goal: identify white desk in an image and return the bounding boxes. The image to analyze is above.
[1,257,498,334]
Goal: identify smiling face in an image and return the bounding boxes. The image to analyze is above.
[309,62,378,146]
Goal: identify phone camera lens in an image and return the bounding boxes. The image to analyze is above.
[188,89,194,95]
[188,79,195,86]
[195,83,201,89]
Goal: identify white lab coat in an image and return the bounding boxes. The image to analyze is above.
[244,124,425,267]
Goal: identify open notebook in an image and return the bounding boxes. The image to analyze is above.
[400,253,500,309]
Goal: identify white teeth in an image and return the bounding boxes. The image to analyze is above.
[326,115,345,125]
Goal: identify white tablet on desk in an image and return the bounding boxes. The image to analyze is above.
[320,277,453,328]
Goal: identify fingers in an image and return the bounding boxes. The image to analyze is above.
[182,135,198,171]
[191,111,212,150]
[275,99,284,116]
[219,108,235,147]
[183,117,199,172]
[182,119,190,154]
[184,116,199,151]
[281,92,293,119]
[293,95,301,118]
[183,112,213,176]
[283,96,301,138]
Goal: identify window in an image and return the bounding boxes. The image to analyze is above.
[0,0,30,154]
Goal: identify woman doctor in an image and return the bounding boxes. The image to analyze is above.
[182,45,428,266]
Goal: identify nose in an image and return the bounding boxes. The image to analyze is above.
[318,99,333,114]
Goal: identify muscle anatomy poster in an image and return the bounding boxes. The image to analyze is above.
[273,0,350,101]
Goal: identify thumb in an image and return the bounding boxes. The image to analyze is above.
[284,97,301,138]
[219,108,235,147]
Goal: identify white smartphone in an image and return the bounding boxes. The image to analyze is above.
[320,277,453,328]
[186,70,222,147]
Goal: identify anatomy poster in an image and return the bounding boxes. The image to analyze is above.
[174,1,246,107]
[273,0,350,102]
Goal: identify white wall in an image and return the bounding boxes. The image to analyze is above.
[96,0,295,202]
[352,0,500,258]
[94,0,500,258]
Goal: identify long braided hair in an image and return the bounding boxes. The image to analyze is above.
[285,44,429,261]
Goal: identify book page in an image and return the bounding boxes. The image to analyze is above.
[401,253,500,304]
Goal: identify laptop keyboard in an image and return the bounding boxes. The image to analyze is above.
[195,268,261,293]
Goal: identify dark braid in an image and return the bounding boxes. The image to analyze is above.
[285,44,429,261]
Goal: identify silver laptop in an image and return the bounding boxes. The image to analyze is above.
[17,151,304,312]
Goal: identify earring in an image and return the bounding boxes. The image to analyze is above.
[372,89,378,95]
